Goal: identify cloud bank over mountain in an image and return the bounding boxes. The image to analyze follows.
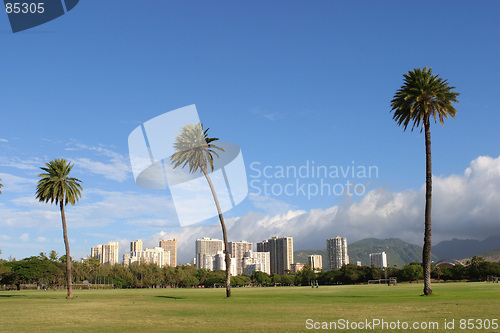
[143,155,500,264]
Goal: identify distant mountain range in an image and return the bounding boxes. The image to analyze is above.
[432,235,500,261]
[294,236,500,267]
[474,248,500,262]
[348,238,438,267]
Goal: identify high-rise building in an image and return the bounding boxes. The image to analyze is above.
[195,238,224,269]
[91,246,100,259]
[213,251,238,276]
[159,238,177,267]
[327,236,349,270]
[261,236,293,275]
[256,240,269,252]
[228,241,253,275]
[125,247,170,268]
[90,241,119,265]
[214,251,225,271]
[370,252,388,268]
[242,251,270,275]
[131,239,143,252]
[308,254,323,272]
[290,263,305,273]
[251,251,270,275]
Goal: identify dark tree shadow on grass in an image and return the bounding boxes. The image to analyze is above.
[155,296,185,300]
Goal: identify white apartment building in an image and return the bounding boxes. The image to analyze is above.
[196,238,223,269]
[91,241,119,265]
[242,251,271,275]
[228,241,253,275]
[213,251,238,276]
[327,236,349,270]
[308,254,323,272]
[370,251,388,268]
[124,246,171,268]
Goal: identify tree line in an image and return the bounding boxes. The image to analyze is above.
[1,253,498,291]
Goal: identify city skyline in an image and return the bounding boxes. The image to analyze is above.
[1,2,499,263]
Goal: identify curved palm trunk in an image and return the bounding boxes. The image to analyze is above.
[423,120,432,296]
[202,168,231,298]
[60,201,73,298]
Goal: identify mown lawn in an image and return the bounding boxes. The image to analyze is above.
[0,282,498,332]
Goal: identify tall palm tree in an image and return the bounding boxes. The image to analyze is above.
[170,123,232,297]
[35,159,82,298]
[391,67,459,295]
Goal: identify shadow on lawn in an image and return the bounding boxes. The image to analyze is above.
[0,294,26,298]
[305,295,377,298]
[155,296,185,300]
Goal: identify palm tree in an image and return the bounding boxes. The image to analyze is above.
[391,67,459,295]
[170,123,232,297]
[35,159,82,298]
[0,178,3,194]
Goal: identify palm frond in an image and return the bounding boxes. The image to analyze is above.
[390,67,459,132]
[35,159,83,206]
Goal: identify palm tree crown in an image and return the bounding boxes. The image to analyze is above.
[0,178,3,194]
[35,159,82,205]
[391,67,459,131]
[171,123,224,173]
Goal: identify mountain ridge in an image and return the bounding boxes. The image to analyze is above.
[432,235,500,260]
[293,236,500,267]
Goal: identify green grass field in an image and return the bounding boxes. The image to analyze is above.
[0,282,499,332]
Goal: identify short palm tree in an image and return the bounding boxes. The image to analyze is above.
[170,123,232,297]
[391,67,459,295]
[35,159,82,298]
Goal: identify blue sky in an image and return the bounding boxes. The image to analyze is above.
[1,1,499,264]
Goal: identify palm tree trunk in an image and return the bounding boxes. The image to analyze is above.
[60,201,73,299]
[423,120,432,296]
[202,168,231,298]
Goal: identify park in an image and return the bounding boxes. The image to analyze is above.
[0,282,498,332]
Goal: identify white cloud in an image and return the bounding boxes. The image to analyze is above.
[0,156,42,170]
[37,237,48,242]
[0,138,8,143]
[2,155,499,264]
[248,194,296,215]
[0,235,12,241]
[73,158,130,182]
[71,189,178,228]
[0,188,179,230]
[153,155,500,264]
[251,107,283,121]
[19,233,29,242]
[63,143,131,182]
[0,173,37,193]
